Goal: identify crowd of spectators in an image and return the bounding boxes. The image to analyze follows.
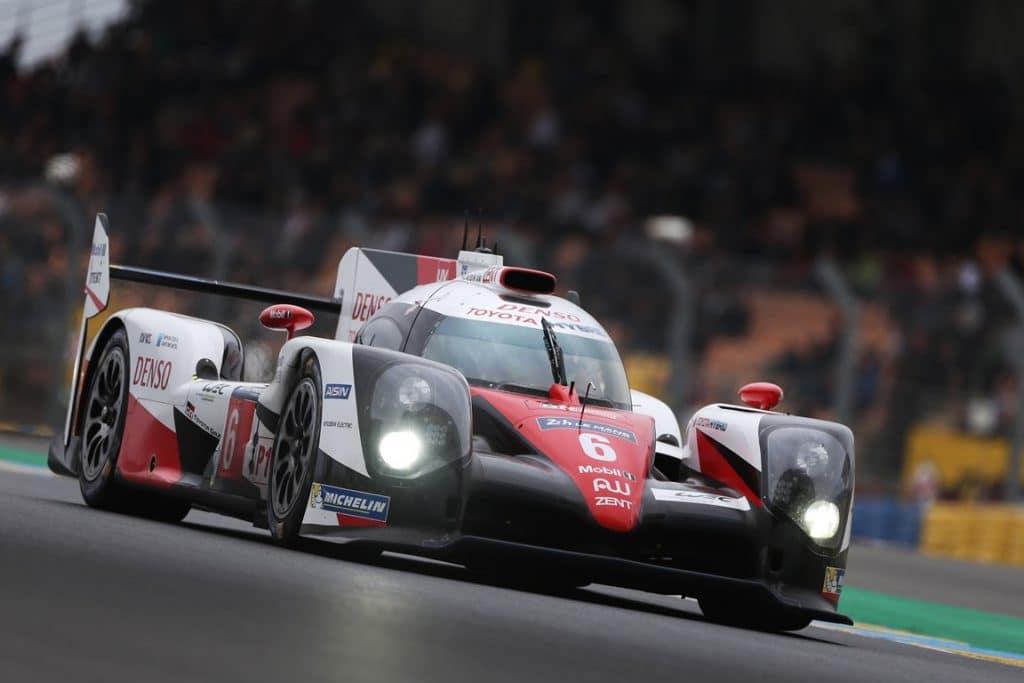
[2,1,1024,480]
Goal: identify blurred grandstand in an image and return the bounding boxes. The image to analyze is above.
[3,0,1024,502]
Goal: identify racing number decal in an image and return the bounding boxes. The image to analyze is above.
[222,408,240,471]
[579,433,616,461]
[219,398,256,479]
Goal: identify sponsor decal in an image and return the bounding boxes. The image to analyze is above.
[91,243,107,256]
[460,304,605,336]
[324,383,352,400]
[139,332,153,344]
[537,416,637,444]
[310,482,390,523]
[248,439,273,485]
[595,496,632,510]
[695,416,728,432]
[200,382,231,396]
[822,566,845,598]
[462,265,503,284]
[88,271,103,284]
[352,292,391,322]
[577,464,637,481]
[593,478,631,495]
[220,399,256,477]
[184,400,219,437]
[650,488,751,511]
[133,356,173,390]
[323,420,353,429]
[156,333,179,350]
[268,307,292,320]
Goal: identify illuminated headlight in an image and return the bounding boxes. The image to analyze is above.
[398,376,432,412]
[379,430,422,470]
[763,425,853,548]
[802,500,840,540]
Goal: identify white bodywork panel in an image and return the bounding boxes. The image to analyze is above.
[685,404,766,474]
[630,390,686,464]
[96,308,230,431]
[262,336,369,477]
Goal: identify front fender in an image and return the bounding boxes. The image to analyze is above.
[261,338,471,480]
[52,308,237,476]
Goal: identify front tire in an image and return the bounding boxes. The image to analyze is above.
[267,354,322,546]
[78,328,190,523]
[78,328,131,509]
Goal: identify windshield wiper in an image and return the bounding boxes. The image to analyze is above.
[540,318,568,386]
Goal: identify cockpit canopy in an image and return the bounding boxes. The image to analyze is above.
[355,281,632,410]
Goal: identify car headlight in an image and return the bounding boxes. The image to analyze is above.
[379,430,423,470]
[802,500,840,539]
[352,351,472,479]
[763,425,853,547]
[398,376,432,412]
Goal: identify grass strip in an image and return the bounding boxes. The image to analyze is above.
[0,446,47,468]
[842,586,1024,655]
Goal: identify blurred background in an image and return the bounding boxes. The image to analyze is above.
[3,0,1024,557]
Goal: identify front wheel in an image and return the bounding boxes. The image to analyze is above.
[78,328,190,522]
[266,354,322,546]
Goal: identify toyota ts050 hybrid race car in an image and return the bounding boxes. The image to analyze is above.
[49,214,855,631]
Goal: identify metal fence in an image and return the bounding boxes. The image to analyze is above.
[2,181,1021,499]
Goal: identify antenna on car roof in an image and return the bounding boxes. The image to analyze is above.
[461,211,469,251]
[473,210,493,253]
[578,382,594,432]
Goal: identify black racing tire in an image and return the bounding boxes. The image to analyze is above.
[77,328,191,523]
[698,596,812,632]
[267,353,322,546]
[78,328,133,510]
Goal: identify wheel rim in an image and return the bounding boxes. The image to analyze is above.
[81,346,126,482]
[272,378,318,518]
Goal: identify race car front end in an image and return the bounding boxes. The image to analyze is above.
[448,393,855,629]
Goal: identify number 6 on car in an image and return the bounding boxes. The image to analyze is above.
[579,433,616,461]
[49,213,856,633]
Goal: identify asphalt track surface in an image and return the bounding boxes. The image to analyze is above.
[1,444,1020,682]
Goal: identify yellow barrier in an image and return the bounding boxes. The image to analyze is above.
[903,425,1024,491]
[921,503,1024,567]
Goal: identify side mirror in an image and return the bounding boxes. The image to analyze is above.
[260,304,314,341]
[738,382,783,410]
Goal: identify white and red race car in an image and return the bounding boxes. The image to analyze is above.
[50,214,854,631]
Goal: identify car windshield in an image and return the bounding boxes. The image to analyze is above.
[421,316,631,409]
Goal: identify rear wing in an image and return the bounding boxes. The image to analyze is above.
[62,214,340,447]
[332,248,459,341]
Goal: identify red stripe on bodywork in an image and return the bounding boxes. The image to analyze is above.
[695,430,763,507]
[84,285,105,312]
[116,393,182,488]
[335,513,387,528]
